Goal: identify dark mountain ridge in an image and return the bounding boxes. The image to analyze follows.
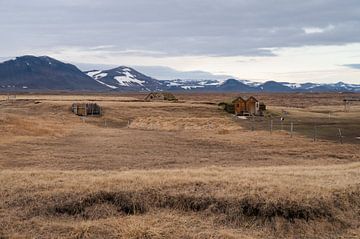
[0,55,108,91]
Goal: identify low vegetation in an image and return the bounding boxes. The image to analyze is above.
[0,93,359,238]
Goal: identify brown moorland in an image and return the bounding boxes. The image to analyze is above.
[0,92,359,239]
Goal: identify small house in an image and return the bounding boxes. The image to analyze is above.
[220,96,265,116]
[245,96,259,116]
[232,97,247,115]
[72,103,102,116]
[144,92,177,102]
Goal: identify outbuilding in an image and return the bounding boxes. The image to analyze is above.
[144,92,177,102]
[230,96,265,116]
[233,96,260,116]
[72,103,102,116]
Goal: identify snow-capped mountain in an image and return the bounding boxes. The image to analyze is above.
[163,79,222,90]
[85,66,360,92]
[85,66,164,91]
[160,78,360,92]
[0,55,359,92]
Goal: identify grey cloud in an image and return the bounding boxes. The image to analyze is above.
[130,66,234,80]
[0,0,360,57]
[343,64,360,69]
[71,62,233,80]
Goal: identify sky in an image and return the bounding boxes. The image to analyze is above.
[0,0,360,83]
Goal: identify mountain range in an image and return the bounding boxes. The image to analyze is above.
[0,55,359,92]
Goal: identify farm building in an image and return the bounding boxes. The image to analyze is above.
[233,96,261,116]
[72,103,102,116]
[144,92,177,102]
[219,96,266,116]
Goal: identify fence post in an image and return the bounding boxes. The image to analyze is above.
[290,122,294,138]
[251,115,255,131]
[338,128,343,144]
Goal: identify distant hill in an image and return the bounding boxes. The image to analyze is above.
[161,78,360,92]
[1,55,359,92]
[162,79,360,93]
[85,66,164,92]
[0,56,108,91]
[257,81,293,92]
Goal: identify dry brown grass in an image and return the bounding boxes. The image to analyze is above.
[0,93,359,238]
[129,116,242,131]
[1,165,360,238]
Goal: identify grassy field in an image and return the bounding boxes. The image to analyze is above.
[0,93,359,238]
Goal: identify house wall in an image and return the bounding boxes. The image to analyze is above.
[246,98,257,115]
[78,106,87,116]
[234,100,246,115]
[72,103,101,116]
[232,97,261,116]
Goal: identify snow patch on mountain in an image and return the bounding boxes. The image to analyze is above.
[283,83,302,89]
[114,75,145,86]
[95,80,117,89]
[86,70,101,78]
[181,85,205,90]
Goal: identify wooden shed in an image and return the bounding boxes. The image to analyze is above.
[232,97,247,115]
[144,92,177,102]
[72,103,102,116]
[231,96,264,116]
[245,96,259,115]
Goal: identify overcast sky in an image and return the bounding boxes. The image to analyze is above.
[1,0,360,83]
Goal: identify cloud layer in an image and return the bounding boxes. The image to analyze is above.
[344,64,360,70]
[1,0,360,57]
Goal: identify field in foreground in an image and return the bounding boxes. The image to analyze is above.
[0,93,359,238]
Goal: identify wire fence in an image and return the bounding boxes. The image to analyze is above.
[237,117,360,144]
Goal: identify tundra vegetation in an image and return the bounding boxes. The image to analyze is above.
[0,92,359,239]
